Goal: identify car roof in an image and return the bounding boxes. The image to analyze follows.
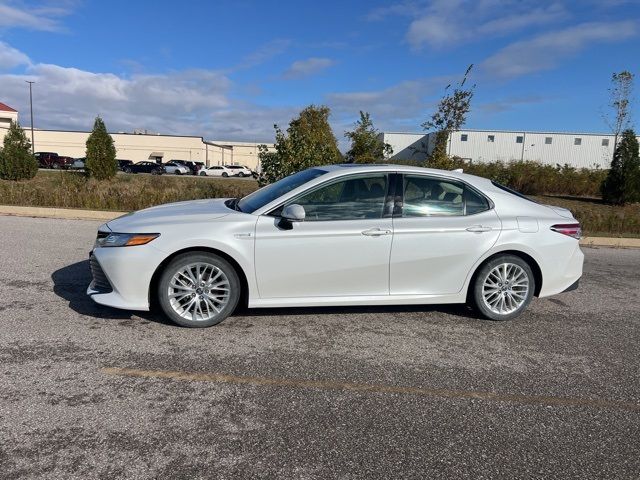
[318,163,494,189]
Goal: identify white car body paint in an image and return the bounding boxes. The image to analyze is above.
[87,164,584,312]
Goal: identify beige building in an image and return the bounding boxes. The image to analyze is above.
[0,102,19,132]
[0,102,271,171]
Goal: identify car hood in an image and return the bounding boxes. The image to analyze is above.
[106,198,235,232]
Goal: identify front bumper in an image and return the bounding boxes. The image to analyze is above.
[87,244,165,311]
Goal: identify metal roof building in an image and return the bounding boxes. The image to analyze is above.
[380,129,640,169]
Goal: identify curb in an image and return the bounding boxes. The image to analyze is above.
[579,236,640,249]
[1,204,639,249]
[0,205,126,221]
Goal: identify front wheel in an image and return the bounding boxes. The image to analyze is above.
[124,167,132,174]
[238,172,245,177]
[199,171,207,176]
[470,255,535,321]
[157,252,241,327]
[52,163,61,169]
[222,172,228,177]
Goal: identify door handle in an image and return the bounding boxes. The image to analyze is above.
[362,228,392,237]
[466,225,492,233]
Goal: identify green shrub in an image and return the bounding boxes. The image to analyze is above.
[447,159,607,197]
[85,117,117,180]
[0,121,38,181]
[601,129,640,205]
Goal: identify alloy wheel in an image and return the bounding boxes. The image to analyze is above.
[167,262,230,322]
[481,263,529,315]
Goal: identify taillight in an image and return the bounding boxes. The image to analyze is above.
[551,223,581,239]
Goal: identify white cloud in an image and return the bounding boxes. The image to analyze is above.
[0,41,31,69]
[0,43,296,142]
[235,38,291,70]
[326,76,452,138]
[283,57,335,79]
[481,21,638,78]
[405,1,568,49]
[0,1,75,32]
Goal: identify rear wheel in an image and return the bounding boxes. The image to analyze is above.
[157,252,241,327]
[199,171,207,176]
[471,255,535,321]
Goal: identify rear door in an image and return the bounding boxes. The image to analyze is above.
[390,174,501,295]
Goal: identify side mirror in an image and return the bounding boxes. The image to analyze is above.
[281,204,305,222]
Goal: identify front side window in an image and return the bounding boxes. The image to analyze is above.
[401,175,489,217]
[238,168,328,214]
[284,174,388,221]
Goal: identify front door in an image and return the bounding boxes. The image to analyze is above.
[255,173,393,298]
[390,174,501,295]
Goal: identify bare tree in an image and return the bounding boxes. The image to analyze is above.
[422,64,475,169]
[603,71,634,163]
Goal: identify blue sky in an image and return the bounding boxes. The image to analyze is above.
[1,0,639,146]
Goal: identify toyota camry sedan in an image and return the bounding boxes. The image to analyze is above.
[87,164,583,327]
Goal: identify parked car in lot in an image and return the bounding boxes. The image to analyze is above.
[70,157,85,170]
[117,160,133,171]
[198,165,234,177]
[35,152,74,169]
[163,161,190,175]
[122,161,165,175]
[223,164,253,177]
[170,160,201,175]
[88,164,584,328]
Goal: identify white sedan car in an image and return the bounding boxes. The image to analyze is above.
[163,161,190,175]
[88,164,583,327]
[199,165,234,177]
[224,165,253,177]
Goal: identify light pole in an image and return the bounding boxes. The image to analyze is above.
[26,81,35,153]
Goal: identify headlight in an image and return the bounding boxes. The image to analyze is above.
[99,232,160,247]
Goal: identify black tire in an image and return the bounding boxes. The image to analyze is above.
[151,169,159,175]
[124,167,132,174]
[52,162,61,169]
[238,172,245,177]
[470,254,535,321]
[157,252,241,328]
[199,171,206,176]
[176,171,182,175]
[222,172,228,177]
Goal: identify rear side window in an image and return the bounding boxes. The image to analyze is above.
[401,175,490,217]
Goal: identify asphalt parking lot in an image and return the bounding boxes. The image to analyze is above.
[0,215,638,479]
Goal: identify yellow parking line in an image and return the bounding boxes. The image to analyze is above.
[101,367,640,412]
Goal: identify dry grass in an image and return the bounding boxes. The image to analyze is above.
[1,171,639,237]
[0,171,257,212]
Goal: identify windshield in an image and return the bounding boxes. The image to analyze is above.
[237,168,328,213]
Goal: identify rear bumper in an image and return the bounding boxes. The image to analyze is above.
[562,277,580,293]
[539,243,584,297]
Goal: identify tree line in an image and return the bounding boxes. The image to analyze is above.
[1,69,638,205]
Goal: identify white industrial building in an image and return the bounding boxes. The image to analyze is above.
[380,129,639,169]
[0,102,271,171]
